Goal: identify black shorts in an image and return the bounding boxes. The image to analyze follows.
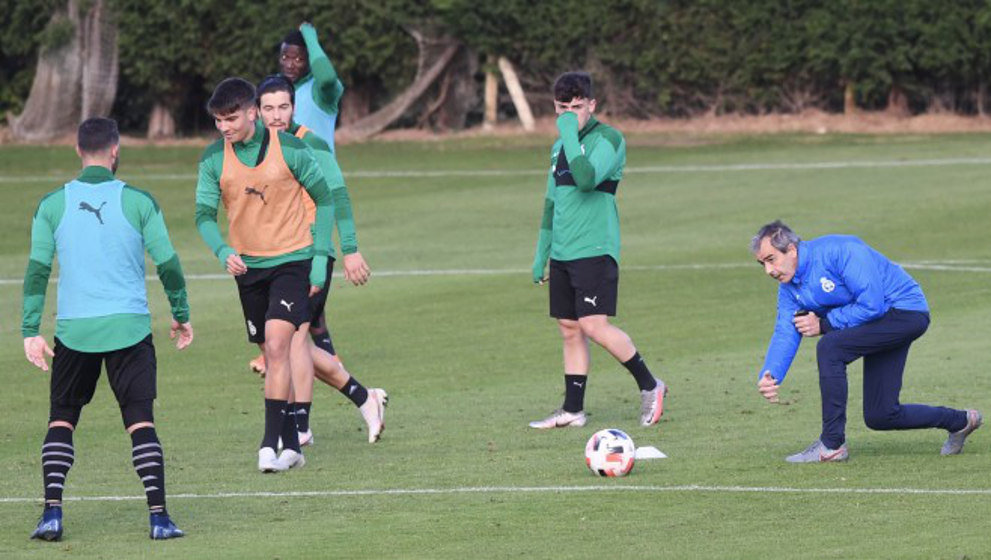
[308,257,335,323]
[235,260,312,343]
[50,335,157,408]
[549,256,619,320]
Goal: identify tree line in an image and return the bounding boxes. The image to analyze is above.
[3,0,991,139]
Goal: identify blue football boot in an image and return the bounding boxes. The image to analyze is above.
[30,506,63,541]
[149,512,184,540]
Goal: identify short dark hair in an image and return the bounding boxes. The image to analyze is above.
[207,77,256,116]
[257,74,295,107]
[282,30,305,48]
[77,117,119,153]
[553,72,594,102]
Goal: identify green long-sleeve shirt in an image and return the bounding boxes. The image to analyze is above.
[195,121,334,287]
[534,115,626,266]
[294,23,344,149]
[23,166,189,352]
[299,23,344,117]
[288,121,358,256]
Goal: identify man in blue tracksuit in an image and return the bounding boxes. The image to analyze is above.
[751,220,982,462]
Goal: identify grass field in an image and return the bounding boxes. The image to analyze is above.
[1,131,990,559]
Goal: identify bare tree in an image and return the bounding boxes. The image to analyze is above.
[337,24,460,141]
[9,0,118,142]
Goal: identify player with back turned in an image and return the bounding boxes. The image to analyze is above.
[23,117,192,541]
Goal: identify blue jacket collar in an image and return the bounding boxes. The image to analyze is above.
[792,241,810,285]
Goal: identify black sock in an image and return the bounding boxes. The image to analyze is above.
[280,405,301,452]
[622,352,657,391]
[339,376,369,407]
[294,402,311,433]
[311,330,336,356]
[130,427,166,513]
[41,426,74,506]
[262,399,288,450]
[563,375,587,413]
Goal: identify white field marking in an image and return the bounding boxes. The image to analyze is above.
[1,261,990,287]
[4,156,991,183]
[2,484,990,504]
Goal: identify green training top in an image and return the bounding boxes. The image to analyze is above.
[195,120,334,287]
[288,121,358,257]
[22,166,189,352]
[534,114,626,267]
[298,23,344,116]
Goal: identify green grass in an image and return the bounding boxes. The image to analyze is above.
[1,132,990,559]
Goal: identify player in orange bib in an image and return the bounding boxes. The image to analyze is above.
[195,77,333,472]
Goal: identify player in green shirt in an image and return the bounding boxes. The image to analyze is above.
[23,118,192,541]
[196,77,333,472]
[255,74,387,445]
[529,72,668,430]
[279,22,344,151]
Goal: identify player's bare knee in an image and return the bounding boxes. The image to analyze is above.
[577,316,608,340]
[557,319,582,340]
[264,336,292,362]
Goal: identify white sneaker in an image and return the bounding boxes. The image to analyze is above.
[359,388,388,443]
[298,429,314,447]
[639,378,668,427]
[528,409,587,429]
[275,448,305,470]
[258,447,281,473]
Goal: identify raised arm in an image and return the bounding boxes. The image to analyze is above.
[301,23,345,113]
[555,113,623,192]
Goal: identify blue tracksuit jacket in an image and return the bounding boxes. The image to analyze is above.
[759,235,928,383]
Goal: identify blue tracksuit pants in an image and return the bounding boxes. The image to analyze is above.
[816,308,967,449]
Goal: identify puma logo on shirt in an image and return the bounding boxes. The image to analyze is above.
[78,201,107,224]
[244,185,268,204]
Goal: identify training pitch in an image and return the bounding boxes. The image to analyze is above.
[0,132,989,559]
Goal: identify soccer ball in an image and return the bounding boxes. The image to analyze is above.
[584,429,635,477]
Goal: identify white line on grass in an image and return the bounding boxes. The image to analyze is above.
[2,484,990,504]
[3,157,991,183]
[1,261,989,286]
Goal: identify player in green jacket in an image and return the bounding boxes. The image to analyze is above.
[529,72,668,430]
[23,118,192,541]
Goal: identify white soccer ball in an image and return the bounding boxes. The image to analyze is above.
[584,428,635,477]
